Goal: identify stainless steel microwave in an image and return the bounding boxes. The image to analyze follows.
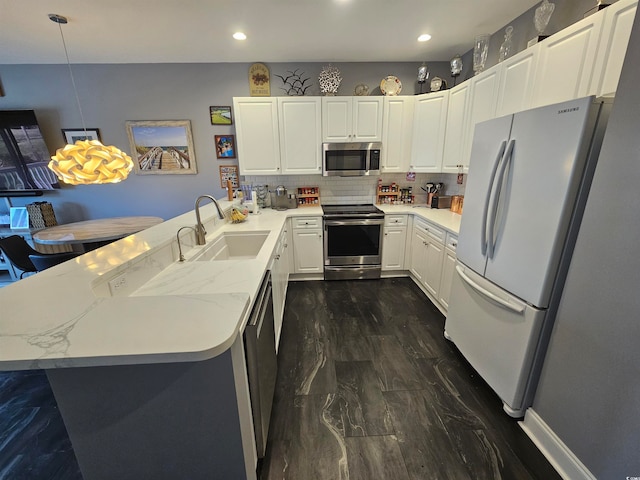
[322,142,381,177]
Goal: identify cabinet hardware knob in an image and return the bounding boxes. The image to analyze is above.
[275,254,281,260]
[284,244,288,248]
[452,242,457,247]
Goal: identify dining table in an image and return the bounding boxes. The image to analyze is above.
[33,216,164,251]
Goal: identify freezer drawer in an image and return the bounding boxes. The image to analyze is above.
[444,263,545,417]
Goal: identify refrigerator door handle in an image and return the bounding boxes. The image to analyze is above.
[456,265,525,314]
[487,139,516,259]
[481,140,508,256]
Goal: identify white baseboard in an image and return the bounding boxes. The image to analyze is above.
[520,408,596,480]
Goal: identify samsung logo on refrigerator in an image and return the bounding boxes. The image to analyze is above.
[558,107,580,114]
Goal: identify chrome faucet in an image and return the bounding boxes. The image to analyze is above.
[194,195,225,245]
[176,226,197,262]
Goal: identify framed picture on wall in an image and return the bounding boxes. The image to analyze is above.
[215,135,236,159]
[126,120,197,175]
[219,165,239,188]
[62,128,101,144]
[210,106,233,125]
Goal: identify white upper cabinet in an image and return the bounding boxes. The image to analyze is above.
[442,82,471,174]
[467,64,502,138]
[462,64,502,170]
[410,91,449,172]
[496,46,539,117]
[590,0,638,97]
[531,12,604,108]
[322,97,383,142]
[381,96,414,173]
[278,97,322,175]
[234,97,280,175]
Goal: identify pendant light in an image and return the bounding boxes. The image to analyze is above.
[47,14,133,185]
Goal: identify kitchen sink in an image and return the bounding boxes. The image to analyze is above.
[190,231,269,261]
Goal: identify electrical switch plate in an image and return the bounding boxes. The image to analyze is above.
[108,272,129,296]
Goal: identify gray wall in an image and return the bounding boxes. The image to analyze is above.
[0,61,451,222]
[530,7,640,479]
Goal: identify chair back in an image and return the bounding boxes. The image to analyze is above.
[0,235,38,274]
[29,252,80,271]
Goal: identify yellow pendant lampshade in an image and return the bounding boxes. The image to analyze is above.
[48,13,133,185]
[49,140,133,185]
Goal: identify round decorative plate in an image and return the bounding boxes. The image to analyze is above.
[380,75,402,96]
[354,83,369,96]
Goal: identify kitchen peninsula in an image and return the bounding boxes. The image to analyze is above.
[0,199,460,480]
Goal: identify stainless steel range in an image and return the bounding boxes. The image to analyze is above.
[322,204,385,280]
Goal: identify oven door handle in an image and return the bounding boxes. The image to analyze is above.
[324,218,385,227]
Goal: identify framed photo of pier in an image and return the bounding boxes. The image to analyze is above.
[215,135,236,159]
[210,106,232,125]
[126,120,197,175]
[61,128,101,143]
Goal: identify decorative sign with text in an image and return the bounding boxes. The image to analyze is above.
[249,63,270,97]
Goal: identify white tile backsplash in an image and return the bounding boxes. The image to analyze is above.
[241,172,466,206]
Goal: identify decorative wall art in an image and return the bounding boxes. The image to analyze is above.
[210,106,233,125]
[215,135,236,159]
[275,69,312,96]
[219,164,239,188]
[318,65,342,95]
[249,63,271,96]
[126,120,197,175]
[61,128,101,143]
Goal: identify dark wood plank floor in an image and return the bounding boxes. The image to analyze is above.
[261,278,561,480]
[0,369,82,479]
[0,277,560,479]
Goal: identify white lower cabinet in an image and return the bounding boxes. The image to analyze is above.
[272,226,290,351]
[438,233,458,311]
[292,216,323,274]
[410,218,446,302]
[382,215,407,270]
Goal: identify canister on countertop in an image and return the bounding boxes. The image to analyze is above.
[227,180,233,201]
[450,195,464,214]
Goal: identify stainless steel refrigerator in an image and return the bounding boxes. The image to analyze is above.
[444,96,611,417]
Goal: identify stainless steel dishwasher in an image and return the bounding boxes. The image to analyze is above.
[243,270,277,458]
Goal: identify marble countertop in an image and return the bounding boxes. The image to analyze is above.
[378,204,461,234]
[0,201,458,371]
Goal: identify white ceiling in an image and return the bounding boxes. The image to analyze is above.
[0,0,540,64]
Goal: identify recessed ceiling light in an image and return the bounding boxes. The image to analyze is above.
[418,34,432,42]
[233,32,247,40]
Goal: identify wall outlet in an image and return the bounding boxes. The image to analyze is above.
[108,272,129,296]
